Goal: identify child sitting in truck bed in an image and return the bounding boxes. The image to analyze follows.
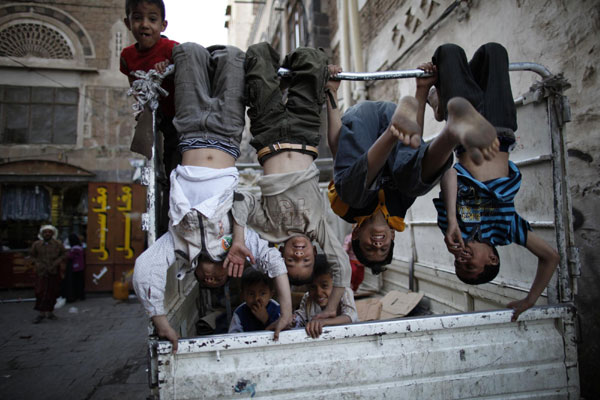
[429,43,559,321]
[227,42,351,319]
[133,42,292,353]
[292,256,358,338]
[228,268,281,333]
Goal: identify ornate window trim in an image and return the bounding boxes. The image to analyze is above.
[0,20,75,60]
[0,3,96,62]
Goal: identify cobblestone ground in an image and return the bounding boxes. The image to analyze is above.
[0,290,151,400]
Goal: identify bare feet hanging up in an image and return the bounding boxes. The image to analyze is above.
[447,97,499,165]
[390,96,421,149]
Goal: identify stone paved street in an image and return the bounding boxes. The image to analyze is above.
[0,290,151,400]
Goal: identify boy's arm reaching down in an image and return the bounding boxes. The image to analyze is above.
[267,275,292,340]
[231,190,259,230]
[224,220,255,278]
[508,232,559,321]
[132,233,179,352]
[440,168,465,256]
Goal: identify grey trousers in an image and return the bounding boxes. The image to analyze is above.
[172,43,246,148]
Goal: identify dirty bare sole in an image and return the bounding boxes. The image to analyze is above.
[447,97,497,165]
[391,96,421,148]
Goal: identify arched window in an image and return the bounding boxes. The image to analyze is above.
[0,22,74,59]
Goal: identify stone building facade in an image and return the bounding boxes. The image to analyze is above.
[0,1,142,287]
[227,0,599,396]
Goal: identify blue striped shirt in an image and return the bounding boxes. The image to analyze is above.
[433,162,531,246]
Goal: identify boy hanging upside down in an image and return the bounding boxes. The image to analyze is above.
[133,42,292,353]
[227,42,351,319]
[429,43,559,321]
[325,59,499,274]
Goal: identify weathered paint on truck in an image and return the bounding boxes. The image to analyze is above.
[154,306,577,399]
[142,64,579,399]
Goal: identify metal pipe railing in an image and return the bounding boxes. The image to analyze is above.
[277,62,552,81]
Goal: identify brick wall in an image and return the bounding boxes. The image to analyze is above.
[0,0,139,182]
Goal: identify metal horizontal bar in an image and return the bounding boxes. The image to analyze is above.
[277,62,552,81]
[509,62,552,78]
[514,154,553,168]
[277,68,431,81]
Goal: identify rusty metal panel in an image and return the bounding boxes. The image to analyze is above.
[156,306,576,399]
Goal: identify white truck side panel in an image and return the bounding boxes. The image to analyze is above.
[155,306,576,399]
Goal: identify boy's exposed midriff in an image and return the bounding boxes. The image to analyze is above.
[181,148,236,168]
[262,151,314,175]
[457,151,509,182]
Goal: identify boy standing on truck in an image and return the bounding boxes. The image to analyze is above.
[292,256,358,338]
[133,42,292,352]
[325,63,499,274]
[228,268,281,333]
[227,42,351,319]
[121,0,180,235]
[430,43,559,321]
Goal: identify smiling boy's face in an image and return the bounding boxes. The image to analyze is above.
[309,273,333,308]
[125,1,167,51]
[353,218,395,264]
[454,241,498,280]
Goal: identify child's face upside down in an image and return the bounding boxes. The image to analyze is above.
[454,240,498,279]
[195,260,228,288]
[282,235,316,284]
[354,216,395,264]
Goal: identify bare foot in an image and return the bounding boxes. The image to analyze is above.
[447,97,499,165]
[390,96,421,149]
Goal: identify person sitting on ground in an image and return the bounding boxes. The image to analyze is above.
[31,225,67,324]
[325,60,499,274]
[292,256,358,338]
[227,42,351,318]
[429,43,559,321]
[228,268,281,333]
[132,42,292,353]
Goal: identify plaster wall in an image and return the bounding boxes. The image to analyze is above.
[351,0,599,395]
